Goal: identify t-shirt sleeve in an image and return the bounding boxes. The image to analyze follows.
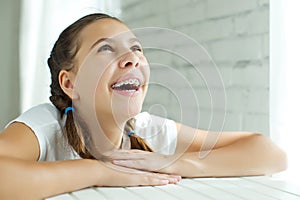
[134,112,178,155]
[5,103,63,161]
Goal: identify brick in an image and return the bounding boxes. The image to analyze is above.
[171,44,213,67]
[202,66,232,89]
[175,64,226,89]
[194,109,213,130]
[179,17,234,42]
[220,111,244,131]
[196,88,227,111]
[168,1,205,27]
[246,88,269,114]
[134,28,187,52]
[143,49,173,66]
[120,2,152,22]
[262,33,269,58]
[242,113,269,135]
[206,0,257,19]
[137,14,170,27]
[225,88,249,112]
[175,87,205,110]
[159,106,201,127]
[210,36,262,62]
[231,61,269,88]
[207,66,229,89]
[197,109,243,131]
[120,0,142,9]
[149,65,190,88]
[142,0,169,15]
[258,0,269,6]
[171,54,194,70]
[214,65,233,88]
[143,84,174,108]
[165,0,203,10]
[234,9,269,35]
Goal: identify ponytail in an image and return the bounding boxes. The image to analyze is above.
[50,95,94,159]
[124,118,153,152]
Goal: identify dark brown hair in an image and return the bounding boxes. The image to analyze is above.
[47,13,152,159]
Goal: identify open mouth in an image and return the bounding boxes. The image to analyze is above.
[111,78,141,92]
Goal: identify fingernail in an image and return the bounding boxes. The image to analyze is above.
[170,178,179,184]
[160,180,169,185]
[112,160,120,164]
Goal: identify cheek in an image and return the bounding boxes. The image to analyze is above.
[140,57,150,81]
[95,77,110,101]
[94,69,115,108]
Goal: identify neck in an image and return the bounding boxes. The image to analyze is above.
[76,109,126,157]
[98,115,126,149]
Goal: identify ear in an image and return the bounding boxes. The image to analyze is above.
[58,70,79,99]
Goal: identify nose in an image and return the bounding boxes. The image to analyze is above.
[119,51,140,68]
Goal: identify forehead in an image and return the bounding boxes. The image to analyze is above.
[79,18,134,47]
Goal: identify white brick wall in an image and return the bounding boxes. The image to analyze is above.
[206,0,257,19]
[120,0,269,135]
[210,36,262,62]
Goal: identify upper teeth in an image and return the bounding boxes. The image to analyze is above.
[112,79,140,88]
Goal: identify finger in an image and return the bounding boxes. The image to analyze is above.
[159,174,182,182]
[140,177,169,186]
[112,159,169,172]
[165,174,182,184]
[154,173,182,182]
[101,160,146,174]
[103,150,149,160]
[147,173,181,185]
[112,159,144,170]
[105,149,146,155]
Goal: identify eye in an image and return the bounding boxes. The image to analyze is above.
[131,45,142,52]
[98,44,114,52]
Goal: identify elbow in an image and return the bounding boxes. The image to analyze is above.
[268,146,288,175]
[251,134,288,175]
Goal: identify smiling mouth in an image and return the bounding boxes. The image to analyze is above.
[111,78,141,92]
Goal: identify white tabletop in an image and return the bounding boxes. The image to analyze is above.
[46,176,300,200]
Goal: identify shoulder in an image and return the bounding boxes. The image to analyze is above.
[9,103,64,140]
[12,103,61,127]
[5,103,63,133]
[5,103,69,161]
[5,104,81,161]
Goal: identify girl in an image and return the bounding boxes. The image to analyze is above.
[0,13,287,200]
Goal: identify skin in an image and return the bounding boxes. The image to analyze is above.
[0,18,287,199]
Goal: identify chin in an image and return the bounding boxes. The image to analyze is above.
[127,103,143,118]
[110,94,144,123]
[118,99,143,119]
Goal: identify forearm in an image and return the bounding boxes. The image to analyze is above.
[0,156,101,200]
[169,135,287,177]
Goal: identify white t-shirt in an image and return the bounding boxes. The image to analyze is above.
[6,103,177,161]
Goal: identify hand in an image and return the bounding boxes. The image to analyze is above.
[104,150,179,174]
[96,160,181,187]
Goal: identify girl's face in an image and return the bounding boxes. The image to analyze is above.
[72,19,150,123]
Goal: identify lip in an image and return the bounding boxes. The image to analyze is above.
[110,73,145,88]
[111,87,142,97]
[109,72,145,97]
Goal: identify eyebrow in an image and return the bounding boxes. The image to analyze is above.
[129,37,141,44]
[90,37,142,50]
[90,38,112,50]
